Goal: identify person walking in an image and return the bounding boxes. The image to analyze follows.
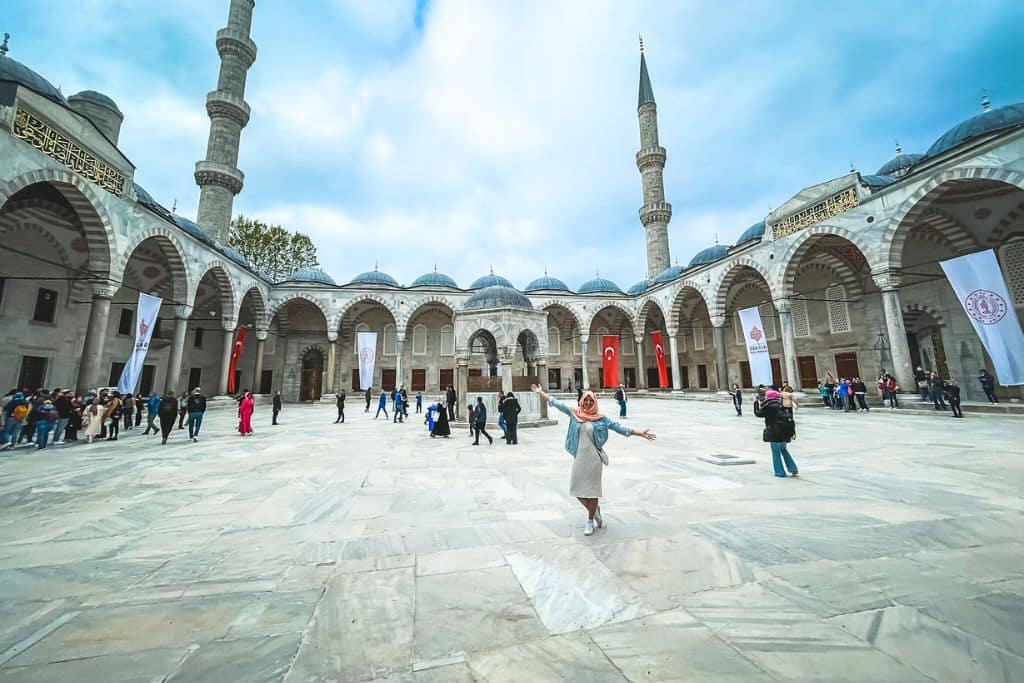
[53,389,72,444]
[134,393,144,427]
[943,380,963,418]
[496,391,507,438]
[915,366,929,401]
[614,384,628,419]
[415,391,423,414]
[186,387,207,442]
[272,390,282,425]
[472,396,493,445]
[728,384,743,416]
[781,383,799,411]
[400,386,409,418]
[502,391,522,445]
[83,398,104,443]
[852,378,870,411]
[364,387,372,412]
[393,391,405,423]
[158,391,178,444]
[978,369,999,404]
[34,399,58,449]
[375,390,389,420]
[335,389,346,423]
[122,392,134,431]
[466,404,474,437]
[143,392,160,435]
[104,392,123,441]
[445,385,457,422]
[531,383,655,536]
[430,401,451,438]
[176,390,189,429]
[929,372,947,411]
[2,392,29,450]
[753,389,798,478]
[238,391,255,436]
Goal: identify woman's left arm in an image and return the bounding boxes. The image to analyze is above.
[609,419,656,441]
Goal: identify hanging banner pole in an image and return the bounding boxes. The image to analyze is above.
[738,305,773,386]
[940,249,1024,385]
[651,330,669,388]
[227,327,248,394]
[357,332,378,391]
[116,293,162,393]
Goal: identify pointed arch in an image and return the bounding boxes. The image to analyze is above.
[194,260,238,321]
[238,284,269,329]
[667,281,712,332]
[775,225,876,300]
[335,294,399,333]
[117,226,192,302]
[267,292,331,326]
[710,258,775,318]
[582,300,637,335]
[401,296,456,338]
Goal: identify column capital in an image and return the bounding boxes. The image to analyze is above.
[710,314,727,328]
[173,304,193,319]
[89,281,117,299]
[872,269,903,291]
[456,353,470,366]
[535,358,547,367]
[773,298,793,314]
[578,335,589,345]
[256,329,269,341]
[395,335,406,345]
[327,332,338,343]
[634,333,646,344]
[665,326,678,337]
[221,318,238,332]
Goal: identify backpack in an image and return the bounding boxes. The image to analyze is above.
[773,408,796,440]
[11,404,29,421]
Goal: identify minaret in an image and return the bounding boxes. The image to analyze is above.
[194,0,257,243]
[636,37,672,279]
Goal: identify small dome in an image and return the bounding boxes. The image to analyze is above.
[411,270,458,288]
[464,285,533,311]
[861,174,897,190]
[68,89,120,112]
[653,265,685,283]
[285,268,335,286]
[525,275,570,293]
[470,272,515,289]
[171,213,213,245]
[0,52,66,104]
[578,276,623,294]
[688,245,729,268]
[925,102,1024,158]
[876,152,923,176]
[735,221,766,245]
[626,279,653,295]
[349,269,399,287]
[217,242,250,269]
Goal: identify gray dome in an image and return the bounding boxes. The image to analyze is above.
[689,245,729,267]
[578,276,623,294]
[0,53,65,104]
[349,269,399,287]
[926,102,1024,158]
[286,268,335,286]
[470,272,515,289]
[464,285,533,311]
[735,221,765,245]
[861,174,897,190]
[653,265,685,283]
[626,279,653,295]
[68,89,121,113]
[411,270,458,288]
[876,152,923,176]
[525,275,570,292]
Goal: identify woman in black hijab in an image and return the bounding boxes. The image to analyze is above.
[158,390,179,444]
[430,401,451,438]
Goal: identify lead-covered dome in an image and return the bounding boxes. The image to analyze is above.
[470,272,515,289]
[925,102,1024,158]
[653,264,685,283]
[349,268,399,287]
[525,275,570,293]
[689,245,729,268]
[411,269,458,288]
[464,285,533,311]
[0,50,66,104]
[735,221,765,245]
[578,276,623,294]
[876,151,923,177]
[172,214,214,246]
[626,279,653,295]
[285,268,335,286]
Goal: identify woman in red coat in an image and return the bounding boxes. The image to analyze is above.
[238,392,255,436]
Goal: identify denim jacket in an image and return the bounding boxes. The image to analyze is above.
[549,398,631,457]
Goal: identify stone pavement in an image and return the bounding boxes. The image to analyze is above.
[0,399,1022,682]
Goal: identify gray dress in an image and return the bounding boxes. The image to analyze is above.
[570,422,604,498]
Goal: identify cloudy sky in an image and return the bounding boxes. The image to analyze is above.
[8,1,1024,289]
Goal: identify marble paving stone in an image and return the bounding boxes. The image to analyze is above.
[276,564,336,593]
[466,631,626,682]
[906,541,1024,584]
[920,591,1024,657]
[0,600,75,655]
[1,646,191,683]
[416,545,506,576]
[590,609,773,682]
[168,633,303,682]
[223,589,322,639]
[831,605,1024,682]
[413,566,548,659]
[0,559,163,601]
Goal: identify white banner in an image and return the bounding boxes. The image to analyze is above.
[940,249,1024,385]
[116,292,162,393]
[738,305,773,386]
[356,332,378,391]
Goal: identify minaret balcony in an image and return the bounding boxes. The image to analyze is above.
[206,90,251,127]
[639,201,672,226]
[635,146,667,171]
[194,161,245,195]
[216,28,258,66]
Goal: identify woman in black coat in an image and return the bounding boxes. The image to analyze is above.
[158,391,179,444]
[753,389,798,478]
[430,402,451,438]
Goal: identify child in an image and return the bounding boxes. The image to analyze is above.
[415,391,423,413]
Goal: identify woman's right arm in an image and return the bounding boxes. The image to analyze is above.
[531,384,570,416]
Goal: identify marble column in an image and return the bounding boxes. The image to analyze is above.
[874,271,915,391]
[326,334,337,394]
[76,282,115,392]
[579,338,590,390]
[668,329,682,390]
[395,337,405,389]
[634,335,647,389]
[218,320,237,395]
[537,359,549,418]
[164,306,191,393]
[774,299,800,388]
[455,354,469,419]
[500,353,514,394]
[253,330,267,393]
[711,316,729,390]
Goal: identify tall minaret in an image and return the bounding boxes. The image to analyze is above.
[195,0,257,243]
[636,37,672,279]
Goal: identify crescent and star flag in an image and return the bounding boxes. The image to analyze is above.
[227,326,247,394]
[940,249,1024,385]
[738,305,773,386]
[601,335,620,388]
[116,293,162,393]
[650,330,669,388]
[357,331,378,391]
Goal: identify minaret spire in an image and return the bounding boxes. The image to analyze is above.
[635,38,672,279]
[195,0,257,243]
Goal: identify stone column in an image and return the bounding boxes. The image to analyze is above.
[326,333,337,394]
[711,315,729,390]
[75,282,116,392]
[874,271,915,390]
[499,353,514,394]
[634,335,647,389]
[164,305,192,393]
[579,337,590,390]
[774,299,800,389]
[668,328,682,390]
[455,353,469,420]
[395,337,405,389]
[537,359,549,419]
[253,329,267,392]
[218,319,237,395]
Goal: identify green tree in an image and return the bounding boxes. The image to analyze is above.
[229,215,319,281]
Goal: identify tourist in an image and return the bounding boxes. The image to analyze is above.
[134,393,144,427]
[943,379,963,418]
[186,387,207,442]
[979,369,999,404]
[364,387,372,412]
[756,384,767,404]
[66,396,83,442]
[472,397,493,445]
[83,398,103,443]
[272,390,282,424]
[143,391,160,435]
[530,383,655,536]
[502,391,522,445]
[430,401,451,438]
[823,377,836,409]
[177,390,189,429]
[728,384,743,416]
[915,366,929,401]
[852,377,869,411]
[104,391,122,441]
[753,389,798,478]
[2,392,29,450]
[400,386,409,418]
[415,391,423,414]
[837,379,851,411]
[18,392,40,445]
[122,392,134,431]
[425,402,436,430]
[375,390,389,420]
[446,385,457,421]
[466,404,474,437]
[884,374,899,408]
[496,391,507,437]
[818,381,831,408]
[238,391,255,436]
[34,399,58,449]
[335,389,346,423]
[158,391,178,444]
[929,372,947,411]
[393,391,405,423]
[781,383,799,411]
[614,384,628,418]
[53,389,72,444]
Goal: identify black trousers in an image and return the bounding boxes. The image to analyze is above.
[336,406,345,423]
[505,418,518,444]
[949,398,962,418]
[107,419,119,439]
[159,414,175,439]
[272,409,280,425]
[473,424,492,444]
[447,402,456,421]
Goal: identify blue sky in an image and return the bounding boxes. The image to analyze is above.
[7,0,1024,289]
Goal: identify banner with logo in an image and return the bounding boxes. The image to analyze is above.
[651,330,669,388]
[116,292,162,393]
[738,305,773,386]
[357,331,378,390]
[226,326,247,393]
[601,335,620,388]
[940,249,1024,385]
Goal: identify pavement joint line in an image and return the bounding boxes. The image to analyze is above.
[0,609,81,667]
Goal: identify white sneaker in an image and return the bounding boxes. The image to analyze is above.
[594,507,603,528]
[584,520,595,536]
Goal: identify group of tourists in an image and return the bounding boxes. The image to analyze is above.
[818,376,874,411]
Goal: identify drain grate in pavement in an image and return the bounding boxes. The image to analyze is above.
[697,453,756,466]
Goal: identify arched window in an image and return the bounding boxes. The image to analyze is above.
[826,284,851,333]
[791,296,811,337]
[383,323,396,355]
[440,324,454,356]
[353,322,369,354]
[412,324,427,355]
[548,327,560,355]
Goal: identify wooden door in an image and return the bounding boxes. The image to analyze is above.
[646,368,659,389]
[739,361,752,388]
[351,369,361,391]
[834,352,860,380]
[548,368,561,389]
[798,356,818,389]
[681,365,690,389]
[411,369,426,391]
[697,364,708,388]
[623,367,636,389]
[187,368,202,393]
[771,358,782,388]
[439,368,454,391]
[300,353,324,401]
[140,365,156,396]
[381,369,397,391]
[259,370,273,394]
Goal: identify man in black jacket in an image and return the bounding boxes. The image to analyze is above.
[472,396,492,445]
[52,389,72,445]
[501,392,522,445]
[272,391,282,425]
[335,390,346,423]
[446,385,457,422]
[186,387,207,442]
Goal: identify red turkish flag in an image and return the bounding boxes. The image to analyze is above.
[651,331,669,388]
[601,335,619,389]
[227,326,247,394]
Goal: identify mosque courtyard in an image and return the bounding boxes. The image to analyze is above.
[0,397,1022,682]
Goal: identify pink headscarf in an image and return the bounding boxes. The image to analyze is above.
[765,389,781,399]
[572,391,605,422]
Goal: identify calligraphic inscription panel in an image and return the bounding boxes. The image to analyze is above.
[771,187,858,240]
